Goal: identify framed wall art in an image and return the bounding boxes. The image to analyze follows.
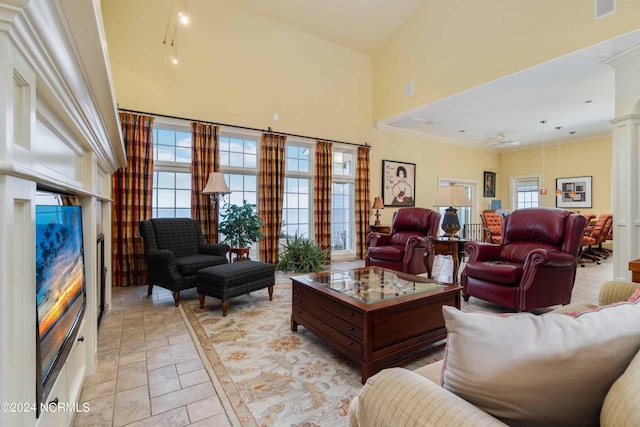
[556,176,592,209]
[483,171,496,197]
[382,160,416,207]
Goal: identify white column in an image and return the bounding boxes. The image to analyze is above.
[606,45,640,280]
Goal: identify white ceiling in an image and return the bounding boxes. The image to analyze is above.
[378,30,640,151]
[216,1,640,152]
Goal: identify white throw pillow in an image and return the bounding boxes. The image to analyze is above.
[441,301,640,427]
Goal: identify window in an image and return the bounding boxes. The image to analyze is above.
[219,131,260,258]
[514,178,540,209]
[152,126,191,218]
[219,135,257,169]
[332,148,355,253]
[282,143,312,239]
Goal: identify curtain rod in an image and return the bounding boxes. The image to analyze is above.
[118,108,369,148]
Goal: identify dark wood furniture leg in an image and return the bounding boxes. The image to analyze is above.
[199,294,205,308]
[173,291,180,306]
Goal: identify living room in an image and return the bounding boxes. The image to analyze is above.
[1,0,640,426]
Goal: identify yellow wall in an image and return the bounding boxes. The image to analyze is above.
[369,131,499,225]
[103,0,614,220]
[373,0,640,120]
[102,0,373,143]
[498,137,612,214]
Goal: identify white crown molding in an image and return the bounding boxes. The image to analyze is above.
[7,0,125,171]
[375,122,495,152]
[0,0,26,32]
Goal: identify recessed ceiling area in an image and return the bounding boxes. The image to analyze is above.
[212,2,639,152]
[377,30,640,151]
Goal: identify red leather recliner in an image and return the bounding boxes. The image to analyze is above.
[365,208,441,275]
[461,208,587,311]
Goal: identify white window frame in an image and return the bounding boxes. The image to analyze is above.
[282,137,314,241]
[331,144,357,260]
[510,175,542,210]
[218,128,261,258]
[152,119,192,218]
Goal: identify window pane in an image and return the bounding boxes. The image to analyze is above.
[152,126,192,218]
[176,173,191,189]
[245,154,257,168]
[157,145,175,161]
[515,178,540,209]
[176,147,191,163]
[220,134,259,170]
[245,176,257,191]
[157,189,174,207]
[332,181,354,251]
[175,209,191,218]
[175,190,190,208]
[157,129,174,145]
[282,177,311,239]
[229,152,244,167]
[245,140,257,154]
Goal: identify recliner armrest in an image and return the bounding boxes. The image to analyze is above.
[524,249,576,269]
[368,233,392,247]
[200,242,230,256]
[465,241,502,262]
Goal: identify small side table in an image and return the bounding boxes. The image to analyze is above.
[423,237,468,284]
[369,225,391,234]
[228,247,251,263]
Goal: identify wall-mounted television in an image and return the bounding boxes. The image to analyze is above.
[35,193,86,417]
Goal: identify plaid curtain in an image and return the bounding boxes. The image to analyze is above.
[191,122,220,243]
[355,145,371,259]
[259,132,287,264]
[314,140,332,256]
[112,112,154,286]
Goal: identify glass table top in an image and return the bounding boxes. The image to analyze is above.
[304,267,444,304]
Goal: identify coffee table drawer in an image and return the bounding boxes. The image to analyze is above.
[293,282,363,325]
[294,309,363,360]
[294,293,363,341]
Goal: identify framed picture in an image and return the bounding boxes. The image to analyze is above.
[556,176,592,209]
[483,171,496,197]
[382,160,416,207]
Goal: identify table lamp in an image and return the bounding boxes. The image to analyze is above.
[431,184,472,237]
[202,172,231,208]
[371,196,384,226]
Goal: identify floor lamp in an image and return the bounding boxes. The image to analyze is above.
[202,172,231,208]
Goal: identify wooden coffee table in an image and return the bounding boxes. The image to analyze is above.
[291,267,461,383]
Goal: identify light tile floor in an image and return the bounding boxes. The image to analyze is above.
[72,254,614,426]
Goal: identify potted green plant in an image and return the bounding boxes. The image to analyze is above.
[218,200,264,248]
[277,233,328,273]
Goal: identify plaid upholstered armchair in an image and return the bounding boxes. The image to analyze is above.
[139,218,230,306]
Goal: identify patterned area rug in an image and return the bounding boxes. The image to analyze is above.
[180,272,444,427]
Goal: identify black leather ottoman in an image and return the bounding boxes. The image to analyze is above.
[196,261,275,316]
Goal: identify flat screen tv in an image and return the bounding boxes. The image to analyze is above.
[35,193,86,417]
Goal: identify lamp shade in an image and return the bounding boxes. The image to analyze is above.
[372,196,384,209]
[202,172,231,195]
[432,184,472,207]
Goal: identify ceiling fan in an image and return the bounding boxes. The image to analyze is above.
[486,135,520,147]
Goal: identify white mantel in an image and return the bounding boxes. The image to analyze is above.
[0,0,123,425]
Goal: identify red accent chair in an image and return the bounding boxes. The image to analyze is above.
[480,211,503,244]
[461,208,587,311]
[365,208,441,275]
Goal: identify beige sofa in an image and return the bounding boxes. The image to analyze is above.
[348,280,640,427]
